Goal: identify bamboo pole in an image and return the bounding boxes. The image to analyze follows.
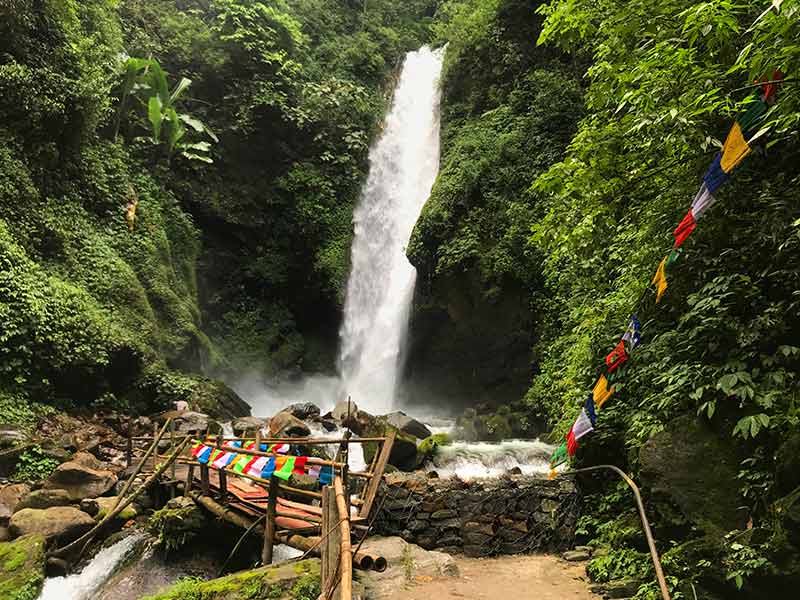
[204,436,388,445]
[333,476,352,600]
[263,476,278,564]
[185,463,195,497]
[53,437,190,559]
[169,420,177,499]
[112,418,172,514]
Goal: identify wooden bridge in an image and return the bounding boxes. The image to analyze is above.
[54,418,397,600]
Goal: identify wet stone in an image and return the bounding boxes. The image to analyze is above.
[437,535,462,547]
[436,518,461,531]
[431,509,457,520]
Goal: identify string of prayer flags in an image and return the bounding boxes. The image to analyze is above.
[621,314,642,350]
[605,339,628,372]
[231,455,249,474]
[720,122,752,173]
[550,71,782,470]
[593,374,614,409]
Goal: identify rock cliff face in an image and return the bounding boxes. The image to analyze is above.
[404,0,584,410]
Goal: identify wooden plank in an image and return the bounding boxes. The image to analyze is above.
[358,429,396,519]
[321,486,342,600]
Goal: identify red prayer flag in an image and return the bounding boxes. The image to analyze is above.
[674,209,696,248]
[605,339,628,373]
[242,456,259,473]
[566,429,579,456]
[293,456,308,475]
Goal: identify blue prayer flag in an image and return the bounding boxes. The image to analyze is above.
[319,465,334,485]
[585,394,597,427]
[261,457,277,479]
[197,446,213,464]
[703,153,730,194]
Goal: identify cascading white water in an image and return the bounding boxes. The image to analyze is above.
[338,46,444,414]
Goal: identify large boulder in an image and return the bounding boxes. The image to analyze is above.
[283,402,321,421]
[134,558,319,599]
[382,411,432,439]
[80,496,137,521]
[269,412,311,437]
[639,414,746,534]
[9,507,95,544]
[232,416,266,437]
[349,412,419,472]
[43,452,118,501]
[172,411,211,434]
[14,489,72,512]
[0,534,46,600]
[190,378,251,420]
[0,484,31,524]
[331,399,358,422]
[0,429,27,449]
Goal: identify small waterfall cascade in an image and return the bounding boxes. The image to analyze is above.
[338,46,445,415]
[426,439,555,480]
[39,533,146,600]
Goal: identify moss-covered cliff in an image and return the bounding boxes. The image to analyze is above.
[404,0,584,410]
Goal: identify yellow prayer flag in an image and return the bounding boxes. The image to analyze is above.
[652,256,668,303]
[548,469,558,480]
[720,121,752,173]
[593,375,614,409]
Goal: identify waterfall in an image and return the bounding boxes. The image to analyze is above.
[338,46,445,415]
[39,533,146,600]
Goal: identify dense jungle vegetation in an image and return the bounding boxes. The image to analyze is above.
[418,0,800,597]
[2,0,800,597]
[0,0,435,419]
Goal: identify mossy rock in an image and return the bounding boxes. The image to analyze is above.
[147,499,208,553]
[0,534,46,600]
[417,433,452,463]
[360,419,419,472]
[141,558,320,600]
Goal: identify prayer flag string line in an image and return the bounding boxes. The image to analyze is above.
[549,73,784,474]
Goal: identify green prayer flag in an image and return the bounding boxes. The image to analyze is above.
[550,441,568,469]
[274,456,296,480]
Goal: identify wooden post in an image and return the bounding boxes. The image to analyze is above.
[169,419,177,499]
[358,429,396,519]
[218,468,228,503]
[201,464,210,496]
[255,430,262,452]
[126,419,133,468]
[263,475,279,565]
[185,463,195,497]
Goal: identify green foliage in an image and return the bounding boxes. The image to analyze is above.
[118,57,218,163]
[11,446,60,482]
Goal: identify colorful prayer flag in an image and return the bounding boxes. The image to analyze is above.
[606,339,628,372]
[208,448,224,464]
[308,465,321,479]
[566,429,579,456]
[198,446,213,464]
[261,457,277,479]
[621,314,642,350]
[761,69,784,104]
[550,440,568,469]
[674,208,696,248]
[702,155,729,195]
[720,122,751,173]
[191,441,204,457]
[572,408,594,441]
[213,451,233,469]
[593,375,614,409]
[274,456,296,481]
[691,183,717,221]
[585,394,597,426]
[232,454,249,474]
[652,255,668,303]
[293,457,308,475]
[247,456,268,478]
[737,99,767,133]
[319,465,334,485]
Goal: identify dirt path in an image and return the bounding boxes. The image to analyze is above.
[383,554,595,600]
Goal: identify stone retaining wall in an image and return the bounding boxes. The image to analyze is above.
[373,473,580,557]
